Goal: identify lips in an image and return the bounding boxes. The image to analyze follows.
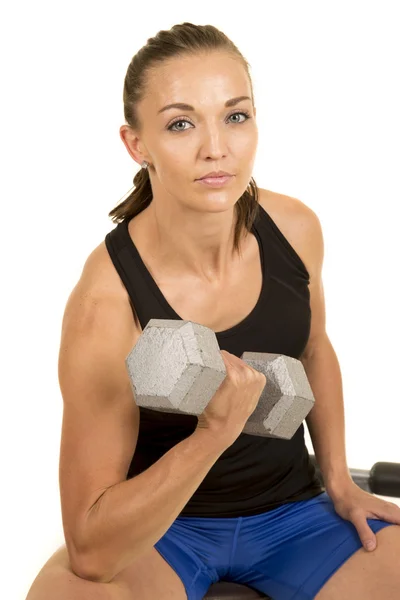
[198,171,232,180]
[196,174,233,187]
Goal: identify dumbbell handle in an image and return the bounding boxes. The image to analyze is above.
[309,455,400,498]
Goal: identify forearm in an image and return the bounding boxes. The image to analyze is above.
[301,336,352,496]
[76,428,228,583]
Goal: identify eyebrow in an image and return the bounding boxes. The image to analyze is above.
[157,95,252,115]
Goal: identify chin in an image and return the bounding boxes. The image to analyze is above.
[197,195,238,213]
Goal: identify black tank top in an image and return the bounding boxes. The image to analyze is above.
[105,203,324,517]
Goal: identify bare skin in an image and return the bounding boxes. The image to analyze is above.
[125,197,263,336]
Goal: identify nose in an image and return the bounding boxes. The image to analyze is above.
[199,123,229,161]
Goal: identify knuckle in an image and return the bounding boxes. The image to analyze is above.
[247,366,259,377]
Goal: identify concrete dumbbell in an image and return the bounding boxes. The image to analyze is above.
[125,319,315,439]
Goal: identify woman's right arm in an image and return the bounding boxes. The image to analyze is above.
[58,245,230,584]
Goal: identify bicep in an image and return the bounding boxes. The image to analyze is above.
[58,279,139,557]
[300,207,327,358]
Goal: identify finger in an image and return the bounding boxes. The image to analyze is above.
[383,504,400,525]
[352,513,377,551]
[221,351,236,368]
[221,351,239,365]
[368,502,400,525]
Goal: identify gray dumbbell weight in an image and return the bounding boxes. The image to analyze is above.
[125,319,315,439]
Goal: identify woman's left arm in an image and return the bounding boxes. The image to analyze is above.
[297,202,400,551]
[295,204,352,496]
[301,333,352,497]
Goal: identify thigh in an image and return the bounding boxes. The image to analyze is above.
[25,545,127,600]
[227,492,394,600]
[25,544,188,600]
[314,524,400,600]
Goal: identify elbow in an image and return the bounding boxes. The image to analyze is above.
[65,536,115,584]
[69,551,115,584]
[68,548,96,581]
[64,513,115,583]
[78,571,115,585]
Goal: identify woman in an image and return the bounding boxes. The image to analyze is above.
[26,22,400,600]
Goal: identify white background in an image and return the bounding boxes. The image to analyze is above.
[1,2,399,598]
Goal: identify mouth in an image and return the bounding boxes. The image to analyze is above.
[196,174,234,187]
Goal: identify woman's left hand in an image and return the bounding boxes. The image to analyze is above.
[330,481,400,551]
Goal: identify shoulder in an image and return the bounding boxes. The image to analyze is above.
[59,238,143,361]
[257,187,324,277]
[79,240,130,299]
[62,240,138,330]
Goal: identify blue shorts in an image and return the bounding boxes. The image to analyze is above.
[155,491,394,600]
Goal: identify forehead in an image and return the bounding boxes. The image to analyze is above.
[144,52,251,109]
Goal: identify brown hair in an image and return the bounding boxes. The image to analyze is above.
[109,22,260,257]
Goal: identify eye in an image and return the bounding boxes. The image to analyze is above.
[167,119,193,132]
[167,110,251,132]
[228,110,251,124]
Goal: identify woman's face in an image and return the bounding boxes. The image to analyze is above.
[122,51,258,213]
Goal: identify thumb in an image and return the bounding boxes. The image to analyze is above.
[352,513,376,551]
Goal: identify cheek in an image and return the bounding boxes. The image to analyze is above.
[157,158,192,189]
[152,140,189,177]
[160,137,193,167]
[235,127,258,156]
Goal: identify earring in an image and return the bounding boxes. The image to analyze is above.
[141,160,149,169]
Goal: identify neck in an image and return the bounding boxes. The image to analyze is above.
[142,196,243,283]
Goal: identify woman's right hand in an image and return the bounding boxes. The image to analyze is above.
[195,350,267,446]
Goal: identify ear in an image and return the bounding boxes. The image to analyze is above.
[119,125,149,168]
